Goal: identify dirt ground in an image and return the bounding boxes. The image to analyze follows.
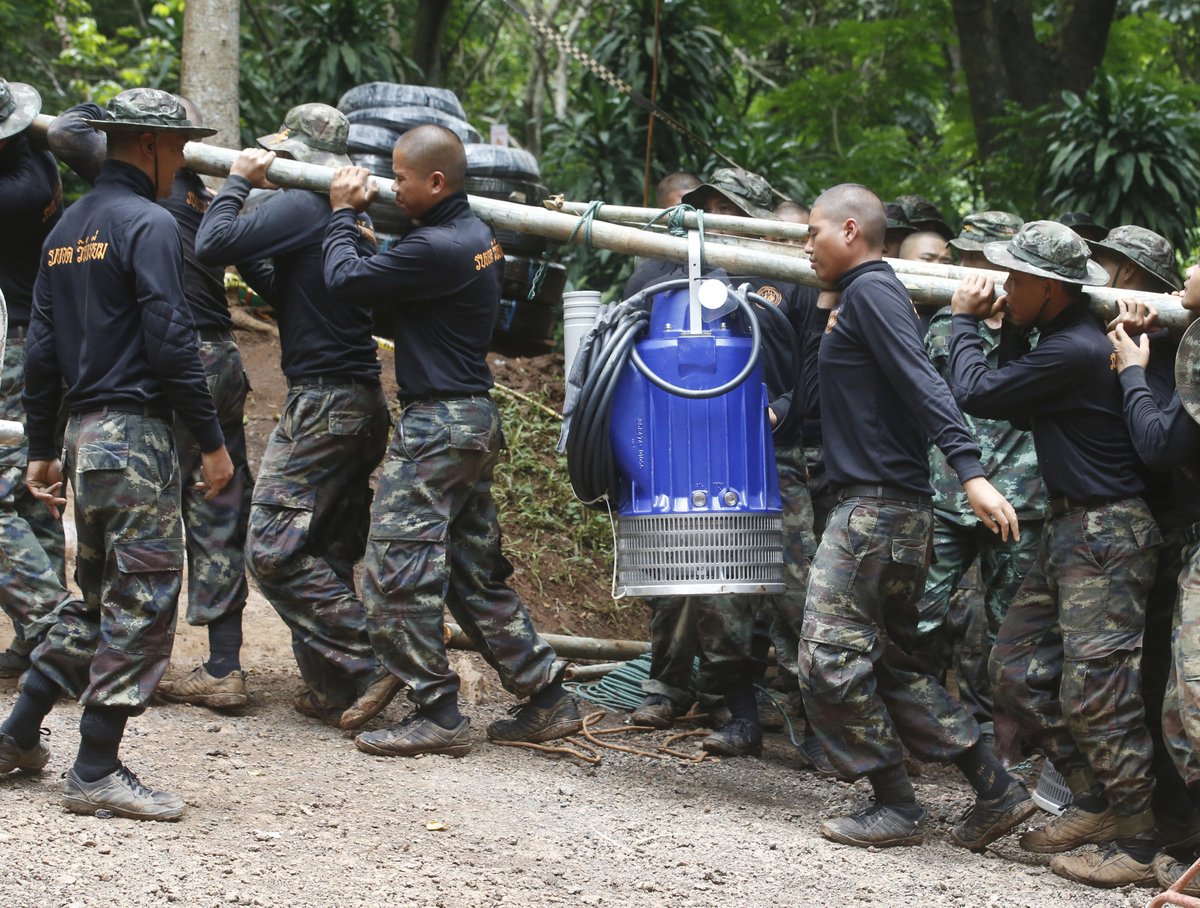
[0,323,1158,908]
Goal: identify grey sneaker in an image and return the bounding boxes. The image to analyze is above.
[486,695,582,744]
[355,714,472,757]
[701,718,763,757]
[292,687,349,727]
[62,765,185,821]
[1153,852,1200,896]
[821,803,927,848]
[949,783,1038,851]
[630,694,678,729]
[0,649,31,679]
[0,731,50,774]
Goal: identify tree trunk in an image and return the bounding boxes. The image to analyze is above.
[412,0,455,85]
[180,0,240,149]
[952,0,1118,159]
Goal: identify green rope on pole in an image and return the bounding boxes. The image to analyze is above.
[529,199,605,302]
[641,203,705,271]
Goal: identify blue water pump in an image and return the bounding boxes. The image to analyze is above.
[564,253,785,598]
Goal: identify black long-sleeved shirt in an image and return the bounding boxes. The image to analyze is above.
[24,160,222,458]
[321,191,497,396]
[0,134,62,326]
[623,257,817,447]
[196,175,380,382]
[813,260,984,494]
[948,304,1145,501]
[1119,359,1200,527]
[50,103,271,331]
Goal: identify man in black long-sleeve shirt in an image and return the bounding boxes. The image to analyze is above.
[948,220,1162,886]
[0,88,233,821]
[797,183,1029,853]
[48,97,262,710]
[322,124,581,757]
[0,77,68,679]
[194,103,395,732]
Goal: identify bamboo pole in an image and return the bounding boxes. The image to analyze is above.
[545,197,811,243]
[444,622,649,661]
[30,113,1193,330]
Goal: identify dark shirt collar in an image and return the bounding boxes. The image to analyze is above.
[833,259,893,291]
[1037,300,1089,335]
[0,132,28,166]
[416,190,471,227]
[97,159,156,201]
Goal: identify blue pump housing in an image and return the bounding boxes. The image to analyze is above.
[608,285,784,597]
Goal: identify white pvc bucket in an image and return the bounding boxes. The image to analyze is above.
[562,290,602,380]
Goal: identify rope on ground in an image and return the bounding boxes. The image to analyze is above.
[490,381,562,420]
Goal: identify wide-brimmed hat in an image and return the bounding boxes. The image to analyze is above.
[681,167,778,221]
[1056,211,1107,242]
[0,78,42,140]
[983,220,1108,286]
[84,88,216,139]
[895,194,954,240]
[258,103,351,168]
[1088,225,1180,292]
[950,211,1023,252]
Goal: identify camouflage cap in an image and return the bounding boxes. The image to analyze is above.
[1056,210,1107,242]
[257,103,351,168]
[1089,225,1180,291]
[681,167,778,221]
[0,78,42,140]
[983,219,1108,286]
[884,202,915,235]
[895,193,954,240]
[950,210,1023,251]
[84,88,216,139]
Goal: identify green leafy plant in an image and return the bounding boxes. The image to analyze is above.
[1041,74,1200,251]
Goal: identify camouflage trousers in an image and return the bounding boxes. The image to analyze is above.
[915,517,1043,724]
[246,380,390,706]
[32,410,184,709]
[797,496,979,779]
[641,595,702,708]
[363,395,558,709]
[174,335,252,626]
[1163,534,1200,789]
[764,444,818,685]
[0,337,68,649]
[989,498,1160,834]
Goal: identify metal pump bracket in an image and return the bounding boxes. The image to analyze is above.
[686,229,704,334]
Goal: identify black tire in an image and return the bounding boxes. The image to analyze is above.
[502,256,566,307]
[347,123,402,155]
[364,202,412,236]
[464,176,547,207]
[348,153,394,177]
[346,106,483,144]
[463,143,541,181]
[337,82,466,120]
[491,298,560,355]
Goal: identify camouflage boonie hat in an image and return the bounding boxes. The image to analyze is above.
[258,103,351,168]
[884,202,915,235]
[895,194,954,240]
[1089,225,1180,291]
[950,211,1023,252]
[84,88,216,139]
[0,78,41,140]
[983,219,1108,286]
[681,167,778,221]
[1056,210,1107,242]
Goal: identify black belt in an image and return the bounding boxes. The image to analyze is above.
[75,404,172,421]
[197,328,234,344]
[835,483,931,507]
[7,324,26,340]
[287,375,381,390]
[396,391,489,406]
[1047,495,1123,518]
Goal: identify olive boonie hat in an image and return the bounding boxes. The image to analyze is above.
[884,202,915,235]
[1056,210,1107,242]
[983,219,1108,286]
[258,103,351,168]
[681,167,778,221]
[895,194,953,240]
[1089,225,1180,292]
[0,78,41,140]
[950,211,1023,252]
[84,88,216,139]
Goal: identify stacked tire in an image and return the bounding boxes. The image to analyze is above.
[337,82,564,353]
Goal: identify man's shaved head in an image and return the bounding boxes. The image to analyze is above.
[394,124,466,191]
[656,171,701,209]
[810,183,886,250]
